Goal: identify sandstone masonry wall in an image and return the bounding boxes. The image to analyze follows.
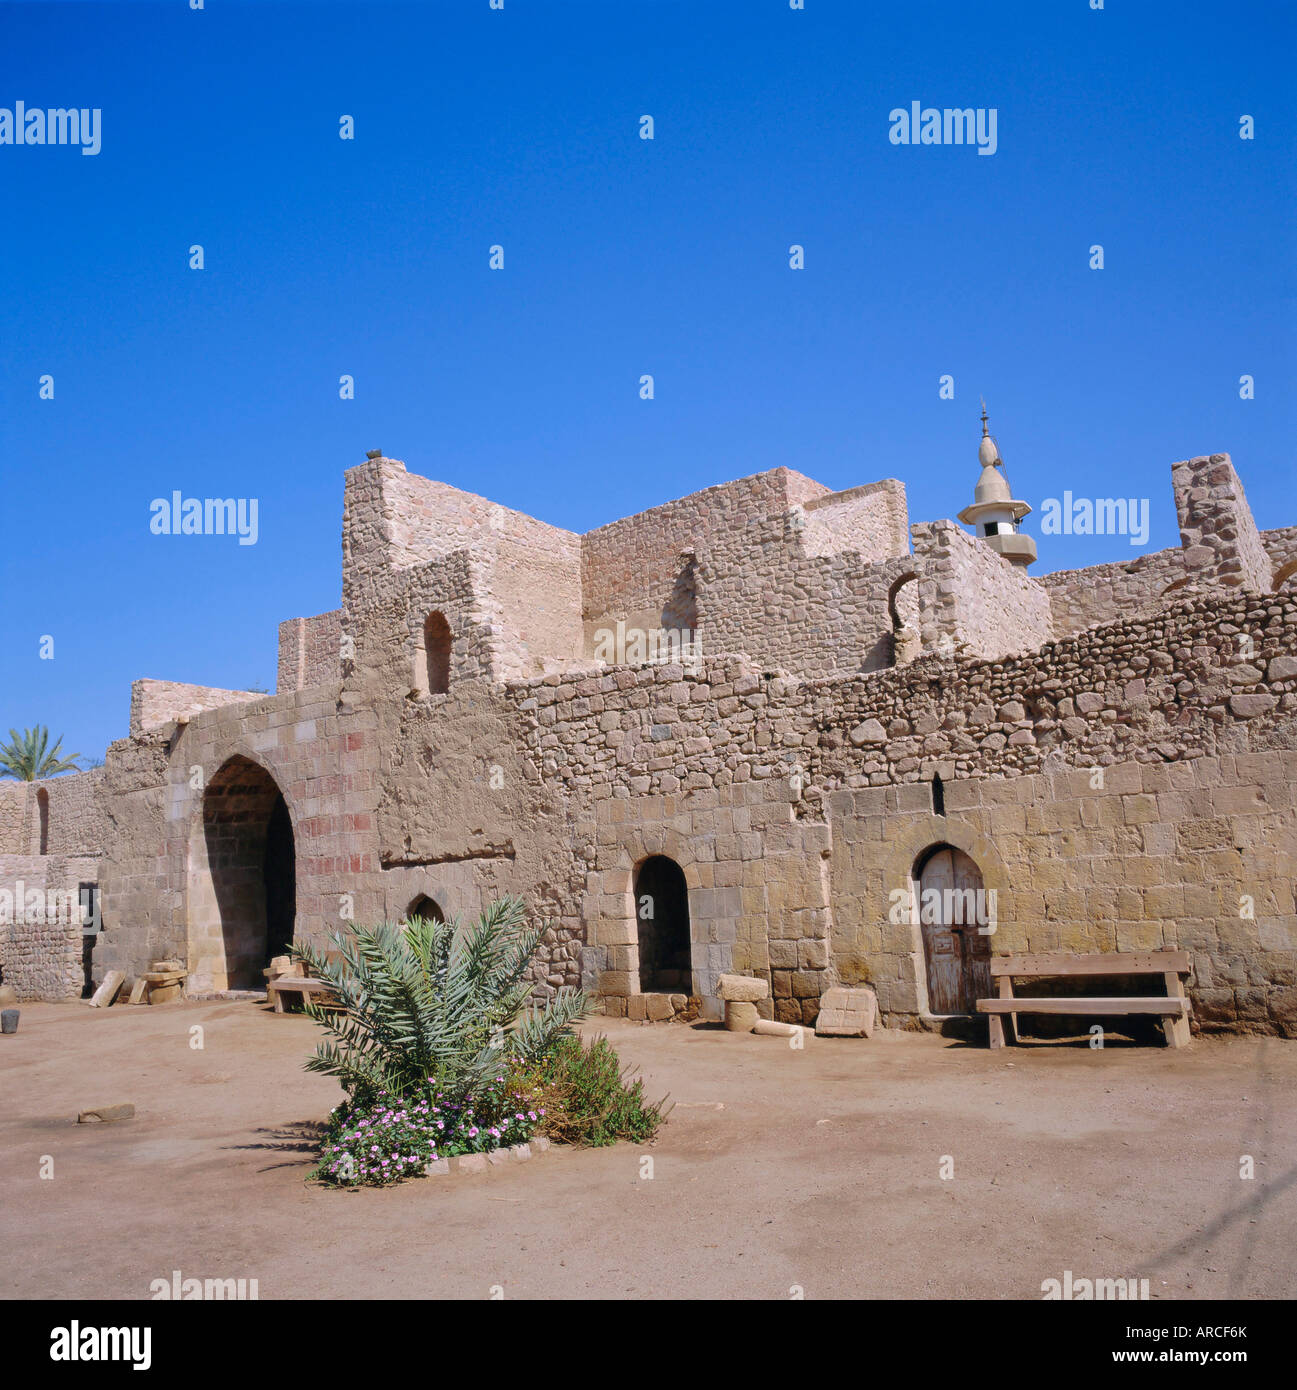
[0,852,97,999]
[277,610,342,693]
[911,520,1054,659]
[130,679,265,735]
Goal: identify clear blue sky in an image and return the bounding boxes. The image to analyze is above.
[2,0,1293,764]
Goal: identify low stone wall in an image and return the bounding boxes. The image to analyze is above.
[130,679,266,735]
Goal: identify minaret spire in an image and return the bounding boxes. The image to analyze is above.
[958,403,1037,568]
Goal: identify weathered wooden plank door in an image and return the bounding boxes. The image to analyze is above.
[955,849,992,1010]
[919,846,990,1015]
[919,848,963,1014]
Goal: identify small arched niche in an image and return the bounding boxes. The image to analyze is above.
[403,894,445,925]
[413,611,452,696]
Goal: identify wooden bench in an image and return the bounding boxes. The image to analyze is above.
[267,951,345,1015]
[976,951,1192,1050]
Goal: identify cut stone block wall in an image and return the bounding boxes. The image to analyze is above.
[0,852,98,1000]
[130,679,265,735]
[912,519,1054,659]
[828,751,1297,1034]
[277,610,342,693]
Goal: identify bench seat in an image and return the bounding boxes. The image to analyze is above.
[267,976,340,1014]
[977,996,1188,1016]
[978,949,1193,1050]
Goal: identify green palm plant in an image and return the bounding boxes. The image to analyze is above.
[294,896,588,1106]
[0,726,82,780]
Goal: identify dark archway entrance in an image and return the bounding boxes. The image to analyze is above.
[404,894,446,924]
[634,855,691,993]
[191,756,295,990]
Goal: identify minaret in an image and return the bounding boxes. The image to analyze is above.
[957,400,1037,568]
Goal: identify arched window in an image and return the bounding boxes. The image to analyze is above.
[37,788,50,855]
[403,894,445,925]
[414,611,452,695]
[634,855,691,993]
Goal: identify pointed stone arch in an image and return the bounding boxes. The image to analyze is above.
[187,754,296,991]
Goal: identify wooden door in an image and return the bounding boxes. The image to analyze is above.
[918,847,990,1014]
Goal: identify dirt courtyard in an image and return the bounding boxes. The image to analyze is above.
[1,1000,1293,1301]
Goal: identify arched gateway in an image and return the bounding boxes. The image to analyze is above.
[188,755,296,991]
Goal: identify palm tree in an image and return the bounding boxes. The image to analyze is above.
[295,896,588,1105]
[0,726,82,781]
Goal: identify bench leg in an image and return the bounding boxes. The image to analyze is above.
[988,1014,1005,1050]
[272,988,284,1014]
[997,978,1017,1046]
[1163,970,1191,1048]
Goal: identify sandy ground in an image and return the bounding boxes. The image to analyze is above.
[1,999,1293,1301]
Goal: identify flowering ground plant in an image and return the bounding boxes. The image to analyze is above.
[312,1075,545,1187]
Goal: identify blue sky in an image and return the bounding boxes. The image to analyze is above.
[1,0,1293,764]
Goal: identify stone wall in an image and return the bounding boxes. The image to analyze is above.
[827,751,1297,1034]
[0,782,27,853]
[277,610,342,693]
[911,520,1054,660]
[1041,546,1187,637]
[580,469,809,633]
[1173,453,1273,592]
[0,852,98,999]
[130,679,265,735]
[799,479,910,562]
[486,534,585,680]
[1262,526,1297,587]
[813,589,1296,789]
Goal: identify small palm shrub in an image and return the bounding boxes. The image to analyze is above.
[523,1033,669,1148]
[294,896,588,1111]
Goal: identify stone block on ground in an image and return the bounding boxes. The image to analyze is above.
[78,1103,134,1124]
[423,1157,450,1177]
[753,1019,811,1041]
[509,1143,531,1162]
[723,999,760,1032]
[645,993,674,1022]
[148,982,183,1004]
[127,979,148,1005]
[718,973,769,1002]
[452,1153,487,1174]
[87,971,125,1008]
[815,986,877,1038]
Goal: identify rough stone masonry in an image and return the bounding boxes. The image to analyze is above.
[1,442,1294,1037]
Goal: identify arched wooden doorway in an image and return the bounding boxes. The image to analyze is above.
[915,844,992,1015]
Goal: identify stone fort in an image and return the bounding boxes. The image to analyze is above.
[3,427,1295,1035]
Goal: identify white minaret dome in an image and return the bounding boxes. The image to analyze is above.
[957,400,1037,568]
